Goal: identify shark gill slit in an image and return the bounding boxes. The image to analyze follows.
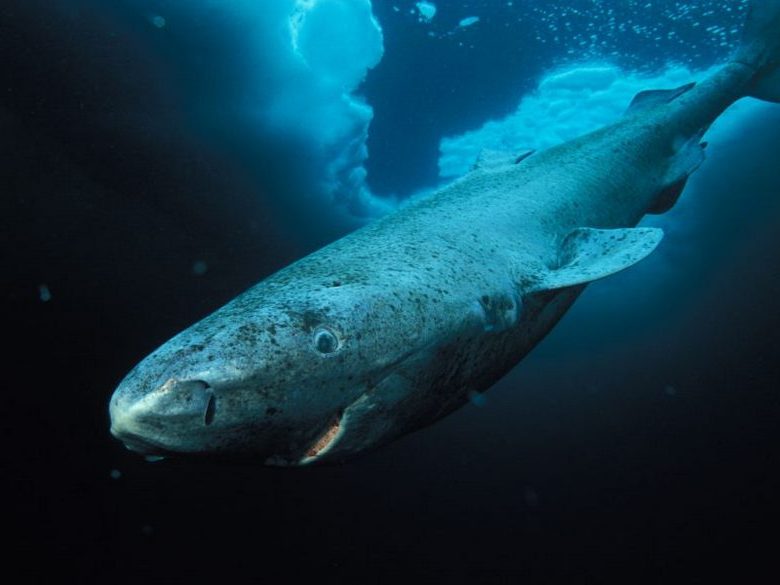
[204,394,217,426]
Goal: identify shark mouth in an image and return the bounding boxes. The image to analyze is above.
[299,411,345,465]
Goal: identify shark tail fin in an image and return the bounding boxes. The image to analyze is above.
[738,0,780,103]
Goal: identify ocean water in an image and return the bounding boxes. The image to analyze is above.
[4,1,780,583]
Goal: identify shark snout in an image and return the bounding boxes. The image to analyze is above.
[110,378,216,454]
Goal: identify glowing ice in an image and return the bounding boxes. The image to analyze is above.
[149,14,166,28]
[283,0,384,214]
[438,63,721,178]
[416,2,436,22]
[137,1,386,217]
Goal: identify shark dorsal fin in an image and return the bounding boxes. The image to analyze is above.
[625,82,696,114]
[513,149,536,164]
[533,227,664,291]
[472,148,535,171]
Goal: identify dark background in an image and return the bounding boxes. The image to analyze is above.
[4,1,779,583]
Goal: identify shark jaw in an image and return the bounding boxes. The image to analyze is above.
[298,412,345,465]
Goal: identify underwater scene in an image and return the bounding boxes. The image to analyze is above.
[5,0,780,583]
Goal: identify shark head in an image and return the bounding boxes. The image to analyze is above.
[109,277,440,465]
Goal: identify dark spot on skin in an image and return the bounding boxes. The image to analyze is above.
[236,323,264,345]
[302,311,323,333]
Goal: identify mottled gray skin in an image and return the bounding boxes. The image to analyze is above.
[110,4,780,465]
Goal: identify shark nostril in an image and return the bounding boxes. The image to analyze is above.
[204,394,217,426]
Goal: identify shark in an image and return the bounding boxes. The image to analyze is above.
[110,0,780,466]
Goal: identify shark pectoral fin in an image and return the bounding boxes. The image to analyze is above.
[625,82,696,114]
[534,227,664,291]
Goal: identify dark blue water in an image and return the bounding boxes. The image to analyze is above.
[4,1,779,583]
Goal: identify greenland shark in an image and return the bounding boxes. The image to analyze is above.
[110,1,780,465]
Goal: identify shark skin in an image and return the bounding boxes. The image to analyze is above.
[109,1,780,466]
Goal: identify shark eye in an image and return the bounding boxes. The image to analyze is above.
[313,327,340,355]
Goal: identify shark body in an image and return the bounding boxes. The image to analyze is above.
[110,1,780,465]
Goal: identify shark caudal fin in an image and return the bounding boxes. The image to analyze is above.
[737,0,780,102]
